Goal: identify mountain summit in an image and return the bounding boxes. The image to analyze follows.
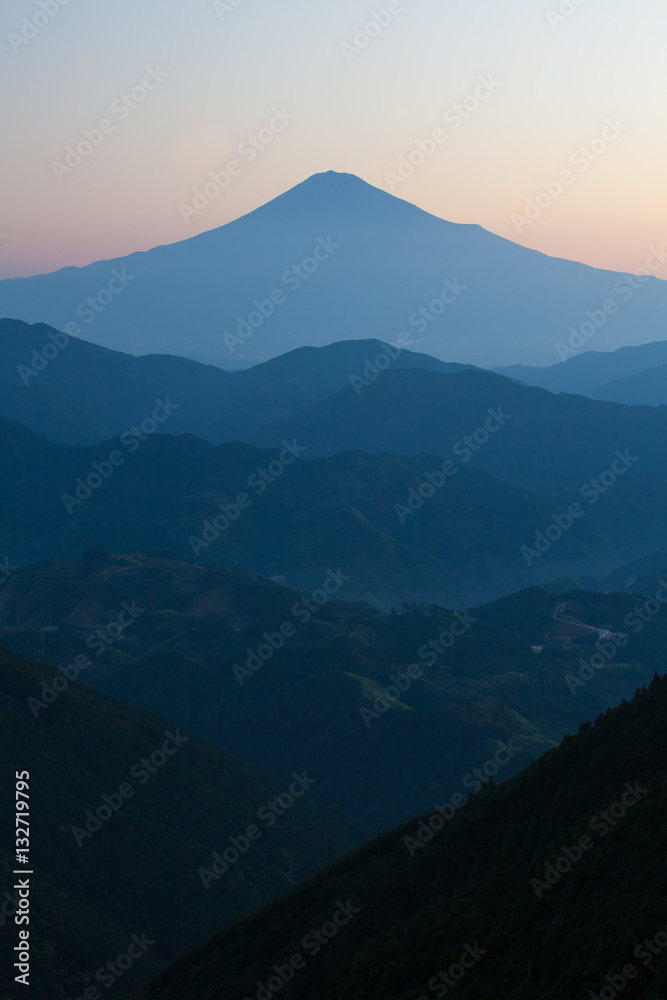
[1,172,665,368]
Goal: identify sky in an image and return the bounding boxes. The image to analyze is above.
[1,0,665,280]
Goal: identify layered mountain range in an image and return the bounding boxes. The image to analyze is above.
[1,172,666,368]
[2,172,667,1000]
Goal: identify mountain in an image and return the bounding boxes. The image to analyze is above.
[495,340,667,397]
[0,413,638,609]
[0,644,365,1000]
[137,673,667,1000]
[1,173,666,368]
[0,374,115,445]
[2,553,663,833]
[593,362,667,406]
[0,319,471,446]
[0,318,234,443]
[540,552,667,596]
[247,365,667,494]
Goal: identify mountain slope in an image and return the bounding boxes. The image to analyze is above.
[0,414,633,608]
[1,172,666,368]
[495,340,667,397]
[593,362,667,406]
[0,319,471,445]
[0,645,365,1000]
[247,365,667,494]
[0,374,115,444]
[137,674,667,1000]
[2,554,664,832]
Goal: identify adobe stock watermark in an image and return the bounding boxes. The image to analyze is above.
[349,334,413,396]
[188,439,307,556]
[213,0,247,19]
[340,2,406,63]
[511,118,628,232]
[394,407,511,525]
[63,933,155,998]
[27,600,145,717]
[233,569,350,685]
[61,398,179,514]
[52,67,169,181]
[349,277,467,396]
[0,557,14,587]
[555,247,667,361]
[221,236,340,354]
[198,772,317,888]
[179,107,295,223]
[529,781,648,898]
[520,449,638,567]
[385,76,502,192]
[360,612,476,728]
[417,942,487,999]
[404,738,523,856]
[589,920,667,1000]
[71,730,189,846]
[8,0,72,55]
[545,0,590,31]
[17,269,135,385]
[565,578,667,695]
[0,888,20,929]
[240,900,361,1000]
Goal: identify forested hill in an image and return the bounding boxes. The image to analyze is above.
[0,645,365,1000]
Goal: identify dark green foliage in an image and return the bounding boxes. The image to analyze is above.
[0,645,365,1000]
[1,556,661,831]
[137,675,667,1000]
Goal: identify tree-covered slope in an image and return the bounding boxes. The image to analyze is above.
[137,674,667,1000]
[2,554,663,831]
[0,413,633,609]
[0,645,365,1000]
[0,319,472,446]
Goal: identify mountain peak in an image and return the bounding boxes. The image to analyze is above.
[2,171,666,370]
[268,169,411,217]
[305,169,367,185]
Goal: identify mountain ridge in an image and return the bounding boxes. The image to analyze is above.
[136,672,667,1000]
[2,173,666,367]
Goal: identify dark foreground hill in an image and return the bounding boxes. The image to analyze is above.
[137,673,667,1000]
[0,645,365,1000]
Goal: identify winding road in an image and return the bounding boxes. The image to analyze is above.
[553,602,612,638]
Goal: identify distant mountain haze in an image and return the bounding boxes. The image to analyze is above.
[0,319,472,445]
[496,341,667,397]
[4,321,667,502]
[2,409,667,609]
[1,173,666,368]
[592,363,667,406]
[248,366,667,494]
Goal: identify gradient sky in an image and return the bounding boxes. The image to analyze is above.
[1,0,665,280]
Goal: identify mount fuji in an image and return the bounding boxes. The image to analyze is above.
[1,171,665,369]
